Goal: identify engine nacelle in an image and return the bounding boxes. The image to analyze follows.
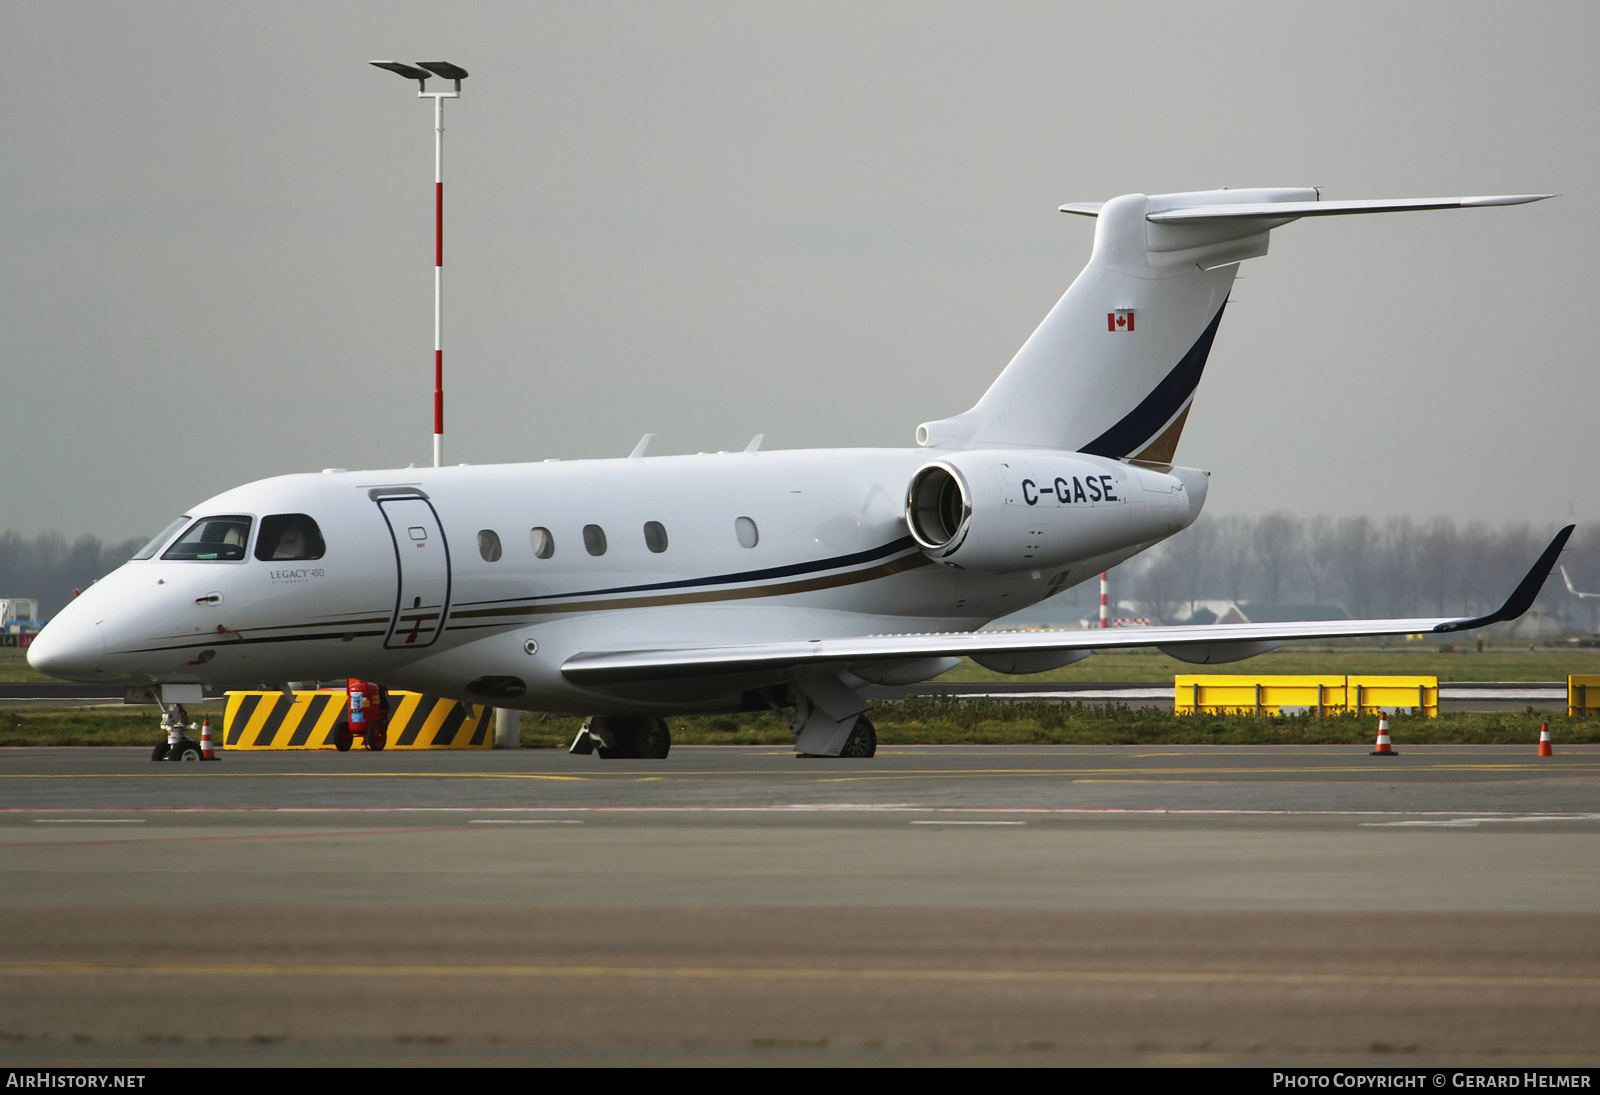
[904,450,1203,573]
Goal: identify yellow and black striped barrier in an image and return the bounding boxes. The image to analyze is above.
[1570,675,1600,717]
[223,689,494,750]
[1174,675,1438,717]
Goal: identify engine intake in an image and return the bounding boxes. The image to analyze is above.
[903,450,1202,573]
[906,462,971,556]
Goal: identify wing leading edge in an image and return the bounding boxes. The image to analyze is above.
[560,527,1573,687]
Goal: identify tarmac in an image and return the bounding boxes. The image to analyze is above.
[1,743,1597,1066]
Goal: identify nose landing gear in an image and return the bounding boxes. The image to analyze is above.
[150,703,213,762]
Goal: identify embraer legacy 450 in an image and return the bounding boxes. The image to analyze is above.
[29,187,1569,757]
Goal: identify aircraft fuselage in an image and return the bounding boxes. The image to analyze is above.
[29,446,1203,713]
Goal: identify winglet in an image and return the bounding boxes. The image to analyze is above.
[1436,525,1574,632]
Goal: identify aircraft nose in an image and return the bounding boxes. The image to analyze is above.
[27,615,105,680]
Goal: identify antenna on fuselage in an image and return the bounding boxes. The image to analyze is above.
[629,434,656,459]
[744,434,764,453]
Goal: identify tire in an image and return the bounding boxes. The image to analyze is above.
[366,724,387,751]
[150,742,169,762]
[839,716,877,758]
[172,740,202,762]
[594,717,670,759]
[637,717,671,759]
[333,720,353,752]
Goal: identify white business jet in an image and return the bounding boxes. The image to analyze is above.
[29,187,1569,758]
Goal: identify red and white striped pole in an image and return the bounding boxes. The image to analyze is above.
[1099,571,1109,628]
[433,93,444,468]
[369,62,467,469]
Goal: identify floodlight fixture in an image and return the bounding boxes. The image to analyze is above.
[369,59,469,467]
[417,61,469,81]
[369,60,433,82]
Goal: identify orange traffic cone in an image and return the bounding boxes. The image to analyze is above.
[1369,713,1398,756]
[200,717,219,761]
[1538,723,1553,757]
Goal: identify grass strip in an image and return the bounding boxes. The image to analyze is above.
[5,701,1594,749]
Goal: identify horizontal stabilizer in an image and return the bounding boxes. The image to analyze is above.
[562,526,1573,686]
[1145,194,1552,223]
[1058,194,1552,221]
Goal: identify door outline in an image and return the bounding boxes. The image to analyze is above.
[376,495,452,649]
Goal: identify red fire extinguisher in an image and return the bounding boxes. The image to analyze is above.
[336,679,389,752]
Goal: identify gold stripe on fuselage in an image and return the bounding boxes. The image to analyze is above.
[449,553,933,622]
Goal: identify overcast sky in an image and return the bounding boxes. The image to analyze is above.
[3,1,1595,542]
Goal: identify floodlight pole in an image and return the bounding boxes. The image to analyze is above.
[428,87,449,468]
[370,62,466,468]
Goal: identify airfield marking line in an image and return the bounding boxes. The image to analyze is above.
[0,826,494,849]
[2,961,1598,991]
[909,820,1026,826]
[30,819,146,824]
[4,805,1600,819]
[3,800,1600,816]
[0,773,596,781]
[468,819,584,825]
[1362,815,1600,828]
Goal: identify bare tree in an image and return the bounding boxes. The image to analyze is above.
[1215,514,1254,604]
[1330,516,1377,618]
[1161,516,1217,617]
[1304,515,1340,607]
[1252,512,1301,605]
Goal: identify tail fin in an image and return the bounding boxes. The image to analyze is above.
[916,188,1550,458]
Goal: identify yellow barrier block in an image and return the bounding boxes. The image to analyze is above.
[223,689,494,750]
[1174,676,1347,716]
[1175,675,1438,717]
[1348,676,1437,718]
[1569,675,1600,717]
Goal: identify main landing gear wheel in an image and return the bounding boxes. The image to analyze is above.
[634,716,671,759]
[333,721,353,752]
[591,716,672,759]
[839,715,877,758]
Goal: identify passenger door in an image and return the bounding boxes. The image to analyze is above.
[376,495,452,649]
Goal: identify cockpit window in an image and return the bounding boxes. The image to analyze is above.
[255,514,326,561]
[131,516,191,560]
[161,516,253,561]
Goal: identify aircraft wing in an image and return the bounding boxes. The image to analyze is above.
[561,526,1573,686]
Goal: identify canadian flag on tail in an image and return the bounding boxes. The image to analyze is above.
[1107,309,1135,332]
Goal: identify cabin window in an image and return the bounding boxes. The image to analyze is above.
[477,530,503,562]
[530,527,555,559]
[643,521,668,553]
[583,524,608,557]
[735,516,759,549]
[132,516,190,560]
[161,516,253,562]
[254,514,326,562]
